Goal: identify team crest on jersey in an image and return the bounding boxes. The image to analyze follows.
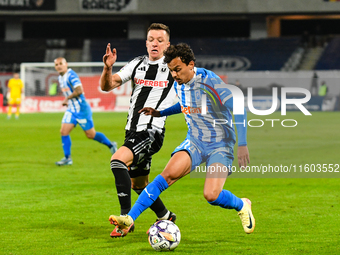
[195,90,201,101]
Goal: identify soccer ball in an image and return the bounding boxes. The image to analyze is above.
[148,220,181,251]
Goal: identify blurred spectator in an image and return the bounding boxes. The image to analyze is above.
[310,72,318,96]
[318,81,328,96]
[314,24,324,47]
[233,79,246,94]
[300,30,310,48]
[49,82,58,96]
[234,79,242,88]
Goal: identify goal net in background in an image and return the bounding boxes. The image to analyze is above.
[20,62,129,113]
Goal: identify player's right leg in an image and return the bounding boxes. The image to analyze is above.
[131,173,177,235]
[109,133,176,237]
[109,145,134,237]
[7,105,12,119]
[7,99,13,119]
[109,151,192,234]
[56,111,75,166]
[130,156,177,222]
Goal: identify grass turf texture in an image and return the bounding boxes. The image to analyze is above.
[0,111,339,254]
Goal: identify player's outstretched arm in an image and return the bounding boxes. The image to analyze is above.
[139,107,161,117]
[100,43,122,92]
[139,102,182,117]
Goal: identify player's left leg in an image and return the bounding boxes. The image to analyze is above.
[204,162,255,234]
[15,98,21,119]
[15,104,20,119]
[204,162,243,210]
[84,125,116,154]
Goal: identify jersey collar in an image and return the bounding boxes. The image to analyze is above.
[148,56,165,65]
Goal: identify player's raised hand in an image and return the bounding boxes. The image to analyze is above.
[103,43,117,68]
[138,107,161,117]
[237,145,250,169]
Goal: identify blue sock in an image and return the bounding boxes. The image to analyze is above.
[93,132,112,148]
[61,135,71,158]
[128,175,169,221]
[208,190,244,211]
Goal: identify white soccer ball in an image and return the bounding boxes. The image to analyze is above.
[148,220,181,251]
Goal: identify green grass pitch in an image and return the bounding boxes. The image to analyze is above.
[0,111,339,254]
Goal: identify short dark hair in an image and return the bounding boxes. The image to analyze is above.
[147,23,170,39]
[164,43,196,65]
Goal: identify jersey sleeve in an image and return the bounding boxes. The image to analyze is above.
[160,102,182,117]
[68,70,82,88]
[224,95,247,146]
[116,57,142,84]
[210,70,247,146]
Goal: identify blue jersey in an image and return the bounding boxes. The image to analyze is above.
[58,68,90,114]
[174,67,237,144]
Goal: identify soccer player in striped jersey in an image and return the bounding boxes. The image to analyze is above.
[109,43,255,235]
[54,57,117,166]
[100,23,177,237]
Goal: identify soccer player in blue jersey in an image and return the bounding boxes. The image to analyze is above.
[54,57,117,166]
[109,43,255,235]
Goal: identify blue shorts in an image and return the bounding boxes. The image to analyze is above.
[61,110,94,131]
[172,135,234,172]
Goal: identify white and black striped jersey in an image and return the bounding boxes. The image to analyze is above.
[117,55,176,132]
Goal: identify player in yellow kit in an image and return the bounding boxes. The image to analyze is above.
[7,73,24,119]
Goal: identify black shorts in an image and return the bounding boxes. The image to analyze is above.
[123,129,164,178]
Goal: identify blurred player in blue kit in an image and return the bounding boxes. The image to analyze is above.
[109,43,255,235]
[54,57,117,166]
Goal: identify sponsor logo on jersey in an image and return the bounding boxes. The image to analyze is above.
[181,105,205,115]
[134,78,169,88]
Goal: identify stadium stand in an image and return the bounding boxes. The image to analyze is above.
[0,39,46,72]
[90,37,300,71]
[314,37,340,70]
